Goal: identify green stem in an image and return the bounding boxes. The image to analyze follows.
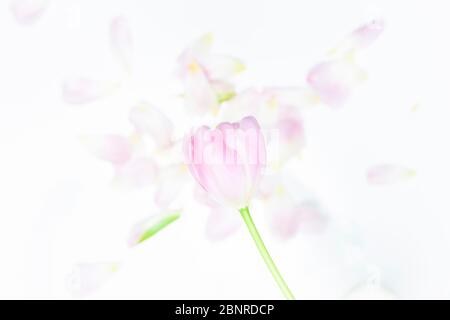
[239,206,296,300]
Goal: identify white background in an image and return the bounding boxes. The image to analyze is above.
[1,0,450,299]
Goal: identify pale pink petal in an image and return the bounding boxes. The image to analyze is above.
[202,55,245,80]
[205,207,240,241]
[176,33,213,80]
[184,64,219,115]
[62,77,118,105]
[257,174,282,200]
[366,164,416,185]
[66,262,120,297]
[270,201,327,240]
[110,16,133,72]
[194,184,218,207]
[329,19,385,58]
[114,157,157,188]
[129,103,174,148]
[350,19,385,51]
[10,0,48,25]
[81,134,133,166]
[274,106,306,162]
[307,59,366,108]
[184,117,266,208]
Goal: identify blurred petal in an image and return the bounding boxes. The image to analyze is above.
[81,134,133,166]
[331,19,385,58]
[114,157,157,188]
[202,55,245,80]
[10,0,48,25]
[154,165,188,208]
[350,19,385,50]
[176,33,213,80]
[128,212,181,247]
[110,16,133,73]
[211,80,236,104]
[205,207,240,241]
[307,59,366,108]
[274,105,306,162]
[366,164,416,185]
[62,77,119,105]
[194,184,218,207]
[66,262,120,297]
[129,103,174,148]
[184,66,219,115]
[270,200,327,240]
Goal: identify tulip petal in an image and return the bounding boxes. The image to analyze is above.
[10,0,48,25]
[114,157,157,188]
[366,164,416,185]
[184,64,219,115]
[270,201,327,240]
[81,134,133,166]
[202,55,245,80]
[307,59,366,108]
[184,116,266,208]
[128,212,181,247]
[66,262,120,297]
[110,16,133,73]
[331,19,385,57]
[129,103,174,148]
[205,207,240,241]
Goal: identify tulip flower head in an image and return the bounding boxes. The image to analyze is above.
[184,116,295,300]
[183,116,266,209]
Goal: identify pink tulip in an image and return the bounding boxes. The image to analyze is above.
[183,116,266,209]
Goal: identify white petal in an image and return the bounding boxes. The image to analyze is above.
[10,0,48,25]
[114,157,157,188]
[129,103,174,148]
[202,55,245,80]
[366,164,416,185]
[81,134,133,166]
[62,77,119,105]
[66,262,120,297]
[307,59,366,108]
[110,16,133,72]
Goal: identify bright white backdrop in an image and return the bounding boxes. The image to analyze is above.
[1,0,450,299]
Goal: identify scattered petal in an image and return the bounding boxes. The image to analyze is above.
[114,157,157,188]
[66,262,120,297]
[129,103,174,148]
[366,164,416,185]
[350,19,385,50]
[10,0,48,25]
[110,16,133,73]
[183,66,219,115]
[128,212,181,247]
[202,55,246,80]
[62,77,119,105]
[329,19,385,58]
[270,200,327,240]
[81,134,133,166]
[307,59,366,108]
